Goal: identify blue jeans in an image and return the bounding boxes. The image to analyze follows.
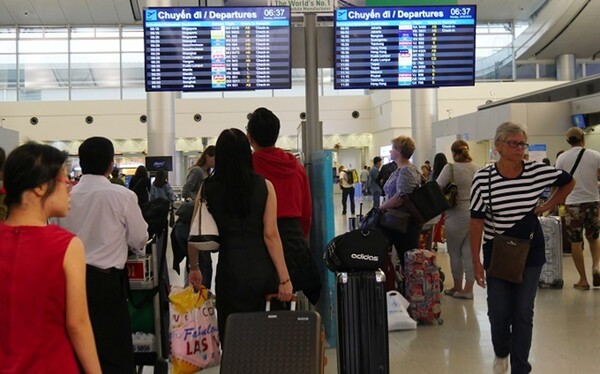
[486,265,543,374]
[372,189,381,209]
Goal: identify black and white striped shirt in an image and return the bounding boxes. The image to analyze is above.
[471,161,571,244]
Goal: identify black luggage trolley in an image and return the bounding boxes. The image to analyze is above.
[127,235,169,374]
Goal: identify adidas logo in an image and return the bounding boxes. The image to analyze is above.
[350,253,379,262]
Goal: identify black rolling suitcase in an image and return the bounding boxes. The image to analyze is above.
[337,270,389,374]
[220,295,323,374]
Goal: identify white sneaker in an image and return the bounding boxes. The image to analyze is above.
[493,356,509,374]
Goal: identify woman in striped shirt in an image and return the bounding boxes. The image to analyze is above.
[470,122,574,374]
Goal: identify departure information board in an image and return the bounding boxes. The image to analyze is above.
[334,6,476,90]
[143,7,291,92]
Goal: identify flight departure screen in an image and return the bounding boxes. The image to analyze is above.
[334,6,476,90]
[143,6,291,92]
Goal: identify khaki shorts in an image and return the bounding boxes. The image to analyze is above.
[565,202,600,243]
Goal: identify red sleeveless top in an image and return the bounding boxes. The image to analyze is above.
[0,224,79,373]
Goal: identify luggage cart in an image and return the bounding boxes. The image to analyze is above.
[127,237,169,374]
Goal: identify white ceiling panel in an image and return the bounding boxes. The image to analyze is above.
[1,0,598,61]
[86,0,121,25]
[58,0,94,25]
[31,0,67,25]
[532,0,600,59]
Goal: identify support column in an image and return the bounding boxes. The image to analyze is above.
[556,53,576,81]
[304,13,322,163]
[410,88,438,166]
[146,0,177,177]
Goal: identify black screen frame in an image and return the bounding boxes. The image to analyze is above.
[145,156,173,172]
[333,5,477,90]
[143,6,292,92]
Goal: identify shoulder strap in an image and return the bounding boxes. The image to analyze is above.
[488,165,534,238]
[569,148,586,175]
[450,164,455,184]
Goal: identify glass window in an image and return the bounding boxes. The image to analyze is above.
[0,89,17,101]
[122,39,143,52]
[122,53,144,87]
[71,53,120,87]
[19,39,68,53]
[20,88,69,101]
[0,54,16,88]
[538,64,556,79]
[516,64,536,80]
[19,28,45,39]
[19,54,68,88]
[0,28,17,39]
[476,34,512,48]
[95,28,120,38]
[476,47,504,59]
[71,28,96,38]
[576,63,583,79]
[585,63,600,77]
[71,39,120,53]
[122,27,143,38]
[43,27,69,39]
[0,40,16,53]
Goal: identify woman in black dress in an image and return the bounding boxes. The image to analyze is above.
[188,128,293,341]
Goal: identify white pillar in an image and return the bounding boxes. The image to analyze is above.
[146,0,177,175]
[410,88,438,166]
[556,53,576,81]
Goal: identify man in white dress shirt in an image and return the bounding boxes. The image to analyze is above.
[56,137,148,373]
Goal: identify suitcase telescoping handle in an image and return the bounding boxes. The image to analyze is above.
[265,293,297,311]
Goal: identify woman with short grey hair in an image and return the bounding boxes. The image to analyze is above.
[470,121,575,373]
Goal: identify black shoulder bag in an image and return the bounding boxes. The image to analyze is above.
[486,167,534,284]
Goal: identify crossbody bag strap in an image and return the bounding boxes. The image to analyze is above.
[450,164,455,184]
[569,148,586,175]
[488,165,534,239]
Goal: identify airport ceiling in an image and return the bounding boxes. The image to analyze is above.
[0,0,597,60]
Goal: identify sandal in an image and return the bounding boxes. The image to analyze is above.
[573,283,590,291]
[593,272,600,287]
[443,288,458,296]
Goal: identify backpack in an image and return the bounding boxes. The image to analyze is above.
[344,170,354,185]
[323,228,389,272]
[351,169,359,184]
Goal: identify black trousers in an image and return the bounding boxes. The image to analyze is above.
[86,265,134,374]
[341,187,356,214]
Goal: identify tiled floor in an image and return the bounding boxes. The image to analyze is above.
[153,195,600,373]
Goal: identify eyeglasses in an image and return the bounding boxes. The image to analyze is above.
[502,140,529,149]
[56,176,73,193]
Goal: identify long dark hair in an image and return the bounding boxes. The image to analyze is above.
[4,142,68,207]
[153,168,168,188]
[211,128,254,217]
[431,153,448,181]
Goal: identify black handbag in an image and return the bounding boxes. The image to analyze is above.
[360,207,383,230]
[323,229,389,272]
[380,208,410,233]
[403,181,451,225]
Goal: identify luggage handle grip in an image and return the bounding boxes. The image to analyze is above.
[265,293,297,311]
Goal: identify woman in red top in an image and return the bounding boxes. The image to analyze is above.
[0,143,101,373]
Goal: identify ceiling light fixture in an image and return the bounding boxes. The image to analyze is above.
[130,0,142,21]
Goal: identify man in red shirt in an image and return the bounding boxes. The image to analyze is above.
[246,107,321,304]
